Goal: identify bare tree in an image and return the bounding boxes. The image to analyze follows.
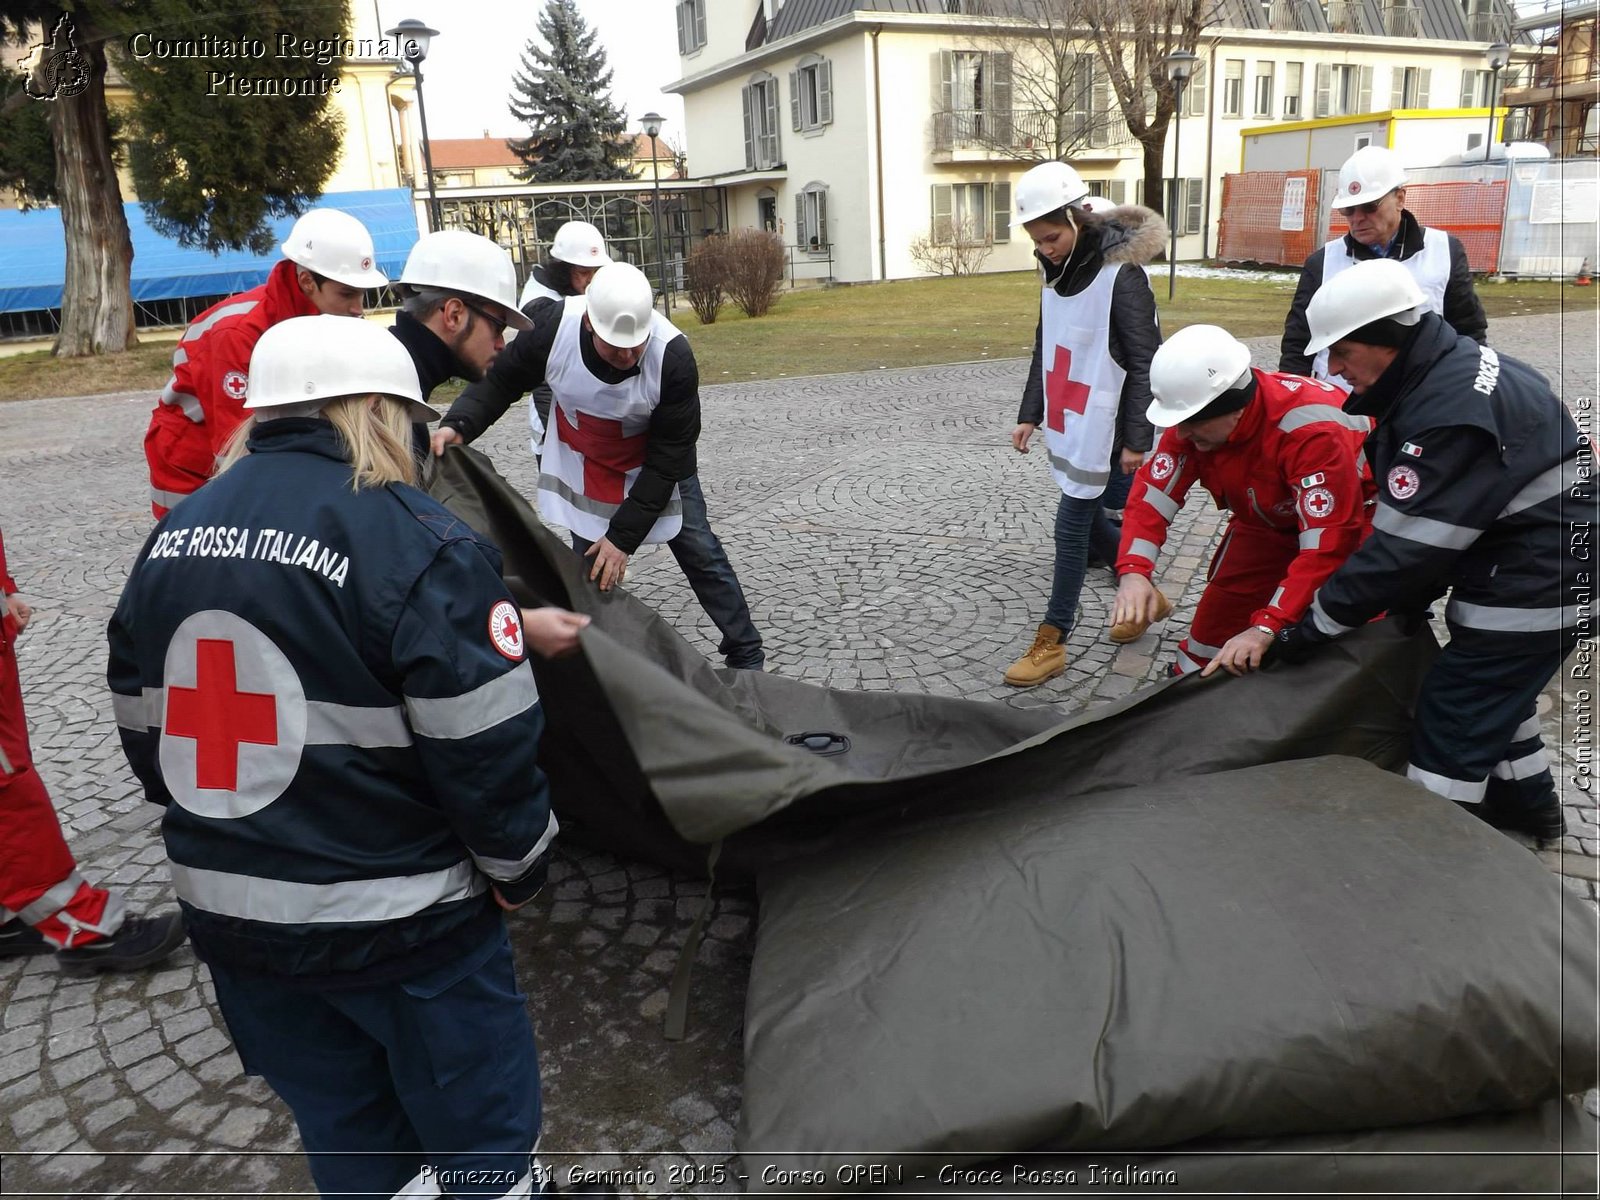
[959,0,1126,162]
[1082,0,1218,219]
[910,218,996,277]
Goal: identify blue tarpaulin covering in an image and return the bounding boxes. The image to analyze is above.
[0,189,419,314]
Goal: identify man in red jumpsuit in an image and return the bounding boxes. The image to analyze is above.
[1109,324,1375,676]
[144,207,389,517]
[0,528,186,971]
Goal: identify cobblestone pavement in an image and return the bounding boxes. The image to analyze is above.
[0,310,1595,1197]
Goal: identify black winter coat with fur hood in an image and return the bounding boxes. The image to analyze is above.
[1018,204,1166,456]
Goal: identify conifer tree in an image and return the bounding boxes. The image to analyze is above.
[507,0,631,183]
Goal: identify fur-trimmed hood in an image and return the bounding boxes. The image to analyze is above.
[1039,203,1169,291]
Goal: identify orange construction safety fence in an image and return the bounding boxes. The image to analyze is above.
[1217,170,1507,273]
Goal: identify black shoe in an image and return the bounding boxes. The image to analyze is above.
[1474,796,1568,841]
[56,911,187,976]
[0,919,53,958]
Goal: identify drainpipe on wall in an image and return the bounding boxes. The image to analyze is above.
[872,25,887,281]
[1201,37,1219,262]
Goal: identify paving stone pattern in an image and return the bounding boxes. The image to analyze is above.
[0,311,1594,1196]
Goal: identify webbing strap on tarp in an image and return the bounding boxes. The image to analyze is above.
[665,840,722,1042]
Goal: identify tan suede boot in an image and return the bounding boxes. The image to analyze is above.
[1003,623,1066,687]
[1109,588,1173,645]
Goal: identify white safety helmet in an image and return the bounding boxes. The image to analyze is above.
[245,315,435,423]
[399,230,535,332]
[1304,258,1426,354]
[1011,160,1091,226]
[1329,145,1407,210]
[549,220,611,268]
[1146,325,1256,427]
[584,262,655,349]
[279,209,389,290]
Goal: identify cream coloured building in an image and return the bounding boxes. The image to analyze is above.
[668,0,1536,281]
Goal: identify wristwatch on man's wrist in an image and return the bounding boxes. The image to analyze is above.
[1252,624,1276,638]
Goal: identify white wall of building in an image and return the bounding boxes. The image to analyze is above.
[674,7,1528,281]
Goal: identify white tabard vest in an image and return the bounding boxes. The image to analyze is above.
[519,272,562,307]
[1312,226,1451,385]
[1038,263,1129,499]
[536,297,685,545]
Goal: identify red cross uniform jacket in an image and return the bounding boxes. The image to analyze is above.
[1117,370,1377,633]
[108,420,557,984]
[143,261,320,515]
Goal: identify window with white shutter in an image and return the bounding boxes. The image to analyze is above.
[797,182,829,252]
[1391,66,1430,109]
[743,74,783,169]
[677,0,705,54]
[1223,59,1244,117]
[1283,62,1302,118]
[1253,62,1274,118]
[1181,60,1207,117]
[793,55,834,134]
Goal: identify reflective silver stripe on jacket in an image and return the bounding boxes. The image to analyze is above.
[1406,763,1487,803]
[1046,452,1110,490]
[1268,586,1286,610]
[1492,748,1550,781]
[1276,405,1372,435]
[1143,488,1181,522]
[1447,599,1584,633]
[1298,527,1324,550]
[1512,715,1541,741]
[1498,457,1580,519]
[1184,637,1224,658]
[534,472,685,521]
[117,687,414,748]
[305,701,412,748]
[1310,593,1359,637]
[470,811,560,882]
[159,379,204,423]
[1174,646,1205,675]
[183,299,258,341]
[150,485,194,509]
[16,872,87,924]
[405,661,539,741]
[169,859,486,924]
[1127,537,1161,564]
[1371,503,1482,551]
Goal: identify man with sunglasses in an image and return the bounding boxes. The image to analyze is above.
[1280,145,1487,388]
[391,230,533,401]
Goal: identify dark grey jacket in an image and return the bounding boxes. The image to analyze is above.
[1309,312,1592,653]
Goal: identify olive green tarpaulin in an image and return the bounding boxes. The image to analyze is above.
[431,447,1599,1194]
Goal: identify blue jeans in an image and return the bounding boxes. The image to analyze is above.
[208,925,541,1200]
[1088,467,1134,567]
[573,474,765,669]
[1044,492,1101,633]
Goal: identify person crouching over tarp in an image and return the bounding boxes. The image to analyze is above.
[1108,324,1376,677]
[1004,160,1164,687]
[515,220,612,453]
[109,315,581,1199]
[434,262,765,671]
[1276,258,1594,843]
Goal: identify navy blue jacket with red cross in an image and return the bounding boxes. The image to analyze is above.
[107,419,556,984]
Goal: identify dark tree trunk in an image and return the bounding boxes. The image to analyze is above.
[1139,130,1169,219]
[47,17,134,357]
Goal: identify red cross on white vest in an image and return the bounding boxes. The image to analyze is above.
[166,638,279,791]
[1045,346,1091,432]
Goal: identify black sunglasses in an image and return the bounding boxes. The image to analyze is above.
[459,299,507,338]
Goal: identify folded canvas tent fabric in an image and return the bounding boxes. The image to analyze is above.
[739,757,1599,1190]
[431,448,1433,879]
[430,449,1598,1192]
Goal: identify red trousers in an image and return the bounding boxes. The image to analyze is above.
[0,624,117,947]
[1174,522,1298,676]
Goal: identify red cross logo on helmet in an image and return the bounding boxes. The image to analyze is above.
[1349,181,1363,195]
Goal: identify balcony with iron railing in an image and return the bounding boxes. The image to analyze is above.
[1465,5,1513,43]
[1383,4,1422,38]
[1265,0,1319,32]
[1324,2,1374,36]
[932,108,1132,158]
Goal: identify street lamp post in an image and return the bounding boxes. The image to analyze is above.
[1485,40,1511,163]
[641,111,670,315]
[387,19,442,231]
[1166,49,1197,301]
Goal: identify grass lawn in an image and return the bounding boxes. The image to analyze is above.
[0,272,1584,404]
